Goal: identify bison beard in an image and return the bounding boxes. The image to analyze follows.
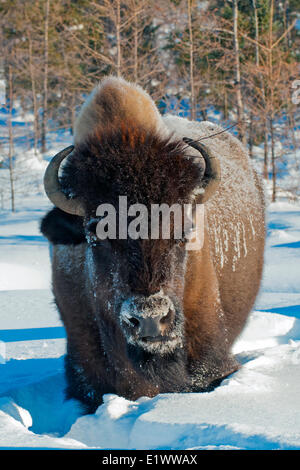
[61,298,189,413]
[65,347,189,414]
[40,77,265,415]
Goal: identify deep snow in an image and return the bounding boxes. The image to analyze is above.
[0,192,299,450]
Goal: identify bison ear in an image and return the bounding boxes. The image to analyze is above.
[40,208,85,245]
[183,137,221,203]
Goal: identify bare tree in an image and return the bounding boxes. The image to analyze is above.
[187,0,195,120]
[232,0,246,145]
[7,65,15,212]
[27,28,39,157]
[41,0,50,153]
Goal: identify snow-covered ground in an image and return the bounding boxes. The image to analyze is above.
[0,190,300,450]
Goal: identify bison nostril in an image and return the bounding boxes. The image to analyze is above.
[128,317,140,328]
[159,308,174,325]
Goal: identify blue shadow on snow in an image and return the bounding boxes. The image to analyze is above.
[259,305,300,319]
[0,327,66,342]
[273,240,300,249]
[0,235,46,246]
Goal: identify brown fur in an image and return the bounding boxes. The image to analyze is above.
[74,77,164,145]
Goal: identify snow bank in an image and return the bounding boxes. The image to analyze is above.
[64,309,300,450]
[65,333,300,450]
[0,405,85,449]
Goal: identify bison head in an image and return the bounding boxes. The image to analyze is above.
[44,127,220,357]
[43,76,221,360]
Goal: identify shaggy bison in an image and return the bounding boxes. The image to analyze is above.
[41,77,265,413]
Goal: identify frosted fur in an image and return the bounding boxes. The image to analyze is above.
[162,115,264,272]
[119,292,184,354]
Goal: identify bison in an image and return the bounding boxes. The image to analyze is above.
[41,77,265,414]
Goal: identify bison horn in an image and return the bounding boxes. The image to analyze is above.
[183,137,221,203]
[43,145,85,216]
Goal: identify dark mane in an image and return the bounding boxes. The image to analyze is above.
[60,126,204,213]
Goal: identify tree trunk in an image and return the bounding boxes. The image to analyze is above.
[263,121,269,180]
[70,92,76,136]
[288,108,298,163]
[133,3,138,83]
[233,0,246,145]
[41,0,50,154]
[248,110,254,159]
[252,0,268,179]
[270,115,276,202]
[187,0,195,121]
[269,0,276,201]
[224,87,228,120]
[28,31,39,158]
[252,0,259,66]
[116,0,122,78]
[283,0,290,49]
[8,65,15,212]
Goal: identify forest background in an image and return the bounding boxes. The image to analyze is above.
[0,0,300,210]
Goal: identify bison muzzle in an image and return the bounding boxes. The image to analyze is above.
[120,292,183,353]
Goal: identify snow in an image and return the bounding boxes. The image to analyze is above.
[0,192,299,450]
